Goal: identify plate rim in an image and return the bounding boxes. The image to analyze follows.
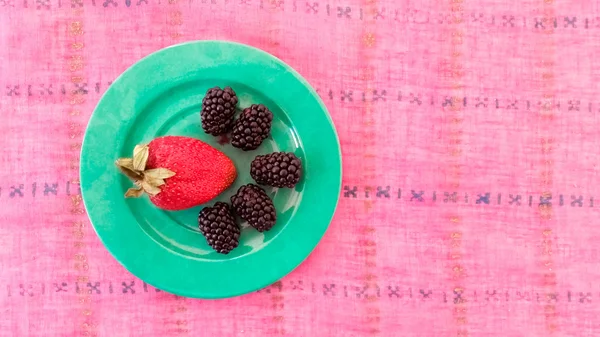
[80,40,343,298]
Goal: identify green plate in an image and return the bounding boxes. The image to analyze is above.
[80,41,342,299]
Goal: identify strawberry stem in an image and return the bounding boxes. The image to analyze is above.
[115,143,176,198]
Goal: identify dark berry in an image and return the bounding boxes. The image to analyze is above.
[201,86,239,136]
[230,184,277,232]
[231,104,273,151]
[198,202,240,254]
[250,152,302,188]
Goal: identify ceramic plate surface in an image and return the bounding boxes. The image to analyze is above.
[81,41,341,298]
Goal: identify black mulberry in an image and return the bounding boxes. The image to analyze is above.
[250,152,302,188]
[231,104,273,151]
[198,202,240,254]
[230,184,277,232]
[201,86,238,136]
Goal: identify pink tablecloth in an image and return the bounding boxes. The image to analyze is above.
[2,0,600,336]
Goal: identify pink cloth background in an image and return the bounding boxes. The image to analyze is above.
[1,0,600,335]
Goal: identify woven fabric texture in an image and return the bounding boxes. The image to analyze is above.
[1,0,599,336]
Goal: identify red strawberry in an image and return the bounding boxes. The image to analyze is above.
[116,136,237,211]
